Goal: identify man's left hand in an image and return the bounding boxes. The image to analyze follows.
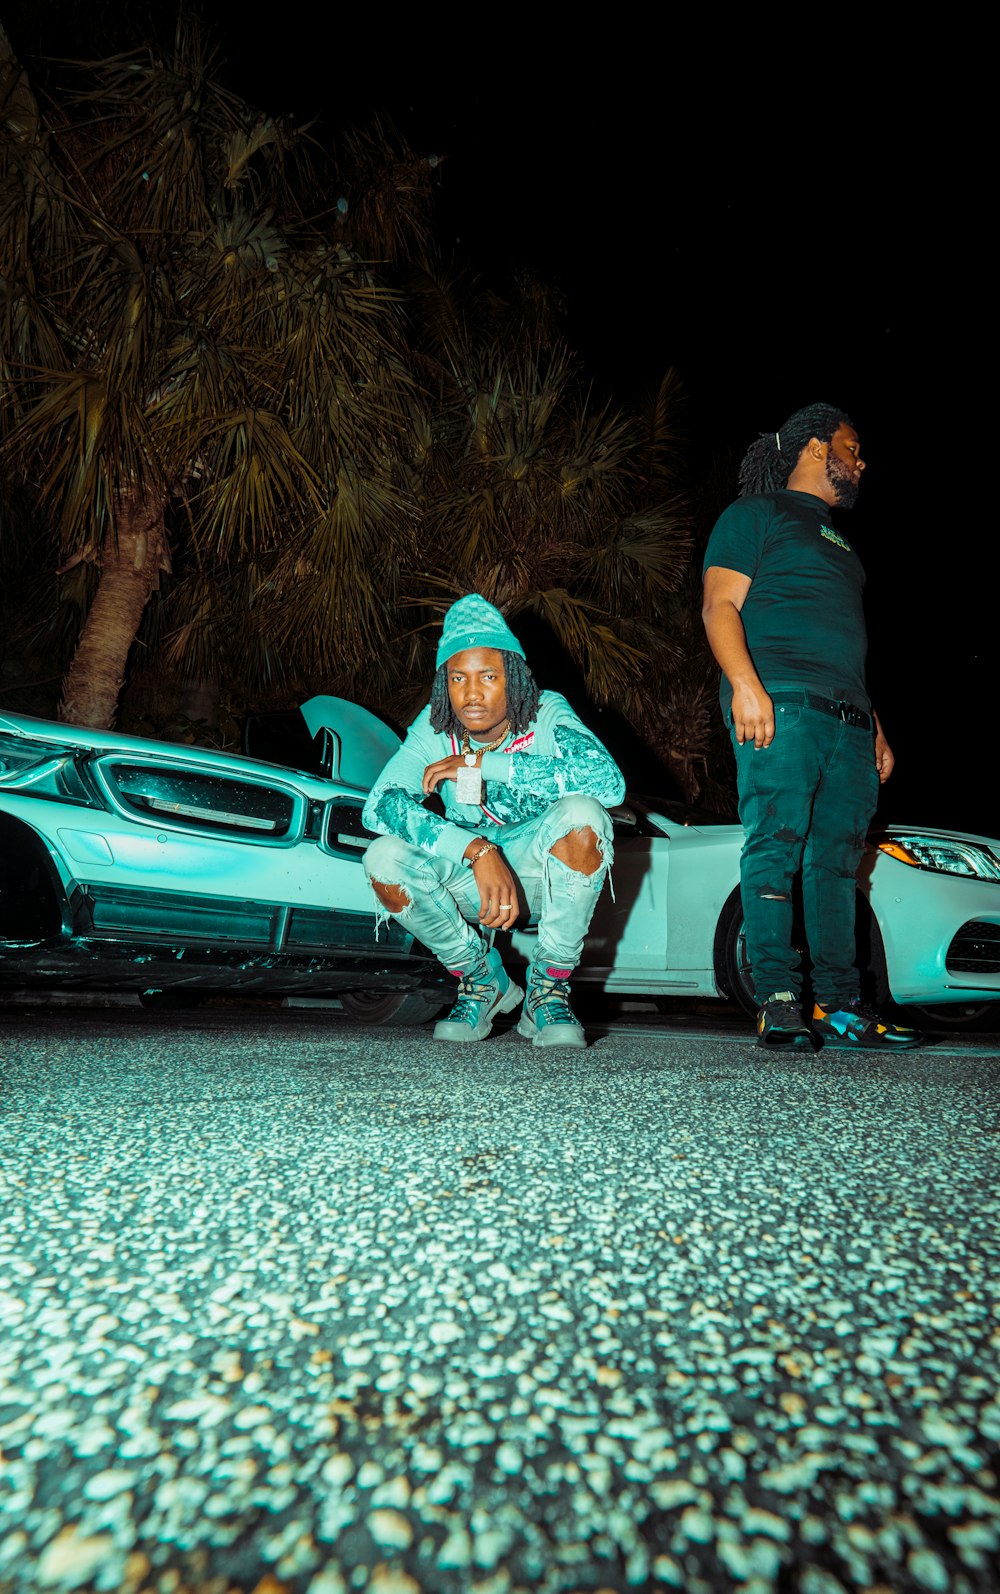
[873,714,894,784]
[421,754,467,795]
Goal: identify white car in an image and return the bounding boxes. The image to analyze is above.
[557,796,1000,1028]
[2,699,998,1027]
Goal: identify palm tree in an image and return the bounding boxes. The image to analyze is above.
[2,18,705,801]
[387,258,694,754]
[1,17,424,729]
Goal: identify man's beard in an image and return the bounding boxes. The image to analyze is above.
[825,454,859,509]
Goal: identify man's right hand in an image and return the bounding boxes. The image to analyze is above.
[731,684,775,748]
[702,568,774,748]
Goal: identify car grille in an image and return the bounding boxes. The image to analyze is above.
[946,920,1000,975]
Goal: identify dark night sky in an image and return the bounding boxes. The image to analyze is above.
[5,6,992,834]
[214,20,992,836]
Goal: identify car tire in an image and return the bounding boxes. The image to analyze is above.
[713,887,888,1018]
[338,989,446,1026]
[713,889,757,1016]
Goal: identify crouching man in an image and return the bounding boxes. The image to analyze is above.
[361,594,626,1047]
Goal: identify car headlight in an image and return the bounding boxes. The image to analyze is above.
[877,834,1000,881]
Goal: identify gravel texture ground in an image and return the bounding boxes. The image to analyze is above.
[1,1008,999,1594]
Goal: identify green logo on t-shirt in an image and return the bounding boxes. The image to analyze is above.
[820,525,852,551]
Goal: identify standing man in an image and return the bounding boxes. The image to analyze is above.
[701,403,921,1051]
[362,594,625,1047]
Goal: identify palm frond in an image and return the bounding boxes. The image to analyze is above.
[192,408,325,556]
[330,114,435,265]
[571,506,693,608]
[634,366,688,492]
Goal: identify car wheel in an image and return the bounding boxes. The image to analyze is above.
[713,889,757,1016]
[338,989,446,1026]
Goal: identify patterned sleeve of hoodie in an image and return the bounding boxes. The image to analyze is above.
[479,693,626,807]
[361,708,474,866]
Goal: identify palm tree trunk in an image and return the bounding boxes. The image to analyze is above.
[59,495,169,729]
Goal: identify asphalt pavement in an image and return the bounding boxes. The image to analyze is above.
[1,1005,999,1594]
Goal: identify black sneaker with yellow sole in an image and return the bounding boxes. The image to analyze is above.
[811,997,923,1050]
[756,992,816,1050]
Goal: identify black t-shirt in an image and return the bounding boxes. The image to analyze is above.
[703,490,870,712]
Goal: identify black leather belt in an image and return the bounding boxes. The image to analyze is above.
[770,690,872,731]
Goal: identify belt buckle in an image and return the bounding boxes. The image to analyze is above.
[837,701,849,722]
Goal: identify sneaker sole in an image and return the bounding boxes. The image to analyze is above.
[433,982,523,1043]
[813,1032,923,1051]
[516,1014,586,1048]
[756,1031,816,1051]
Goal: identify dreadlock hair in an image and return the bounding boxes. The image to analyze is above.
[737,402,854,497]
[429,650,540,739]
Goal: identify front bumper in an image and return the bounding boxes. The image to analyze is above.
[867,849,1000,1005]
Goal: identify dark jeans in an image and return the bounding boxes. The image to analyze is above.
[731,700,879,1005]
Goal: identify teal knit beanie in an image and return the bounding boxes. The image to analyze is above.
[435,594,525,670]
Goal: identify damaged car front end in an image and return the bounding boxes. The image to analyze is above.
[0,698,446,1021]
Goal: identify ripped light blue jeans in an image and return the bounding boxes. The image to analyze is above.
[363,794,615,975]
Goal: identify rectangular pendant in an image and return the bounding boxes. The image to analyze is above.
[455,765,483,806]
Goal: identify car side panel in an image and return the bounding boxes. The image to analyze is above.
[511,823,741,997]
[663,828,742,975]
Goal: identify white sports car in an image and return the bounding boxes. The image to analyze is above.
[2,698,998,1026]
[562,796,1000,1027]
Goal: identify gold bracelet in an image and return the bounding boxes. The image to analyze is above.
[467,840,498,868]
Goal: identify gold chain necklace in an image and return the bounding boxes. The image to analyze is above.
[460,719,510,758]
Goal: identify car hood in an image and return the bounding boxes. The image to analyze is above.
[0,696,402,797]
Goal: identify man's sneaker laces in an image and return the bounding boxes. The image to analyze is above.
[432,950,522,1043]
[518,966,586,1048]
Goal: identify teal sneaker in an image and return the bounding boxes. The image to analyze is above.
[517,963,586,1048]
[432,947,522,1043]
[811,996,923,1051]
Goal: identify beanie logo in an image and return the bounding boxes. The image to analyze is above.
[820,525,852,551]
[435,593,527,669]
